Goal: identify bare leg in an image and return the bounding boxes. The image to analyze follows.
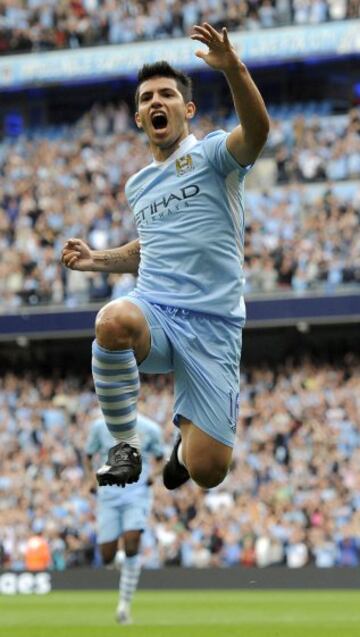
[95,299,150,362]
[179,416,232,489]
[99,540,118,565]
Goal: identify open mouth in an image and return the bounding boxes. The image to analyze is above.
[151,112,168,130]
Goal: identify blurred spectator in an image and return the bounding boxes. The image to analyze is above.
[310,528,338,567]
[0,1,358,56]
[240,535,256,567]
[0,104,359,310]
[24,526,52,571]
[285,529,309,567]
[0,353,359,569]
[0,539,6,568]
[337,535,360,567]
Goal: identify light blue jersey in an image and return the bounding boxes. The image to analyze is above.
[125,131,249,322]
[85,413,164,506]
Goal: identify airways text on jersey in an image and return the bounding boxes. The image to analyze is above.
[134,184,200,226]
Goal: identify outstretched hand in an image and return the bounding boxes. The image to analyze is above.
[190,23,240,73]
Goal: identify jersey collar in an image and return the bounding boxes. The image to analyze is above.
[152,134,198,166]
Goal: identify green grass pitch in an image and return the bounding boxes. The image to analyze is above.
[1,590,360,637]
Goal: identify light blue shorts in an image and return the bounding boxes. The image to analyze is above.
[125,294,244,448]
[97,494,151,544]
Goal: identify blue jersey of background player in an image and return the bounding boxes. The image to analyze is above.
[84,412,164,624]
[62,23,269,492]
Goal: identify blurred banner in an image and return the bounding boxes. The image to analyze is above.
[0,292,359,340]
[1,567,360,592]
[0,20,359,89]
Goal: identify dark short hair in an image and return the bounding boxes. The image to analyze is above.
[135,61,193,108]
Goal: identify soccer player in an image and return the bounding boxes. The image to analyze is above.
[84,410,164,624]
[62,23,269,491]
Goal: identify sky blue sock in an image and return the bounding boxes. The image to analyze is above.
[92,340,140,448]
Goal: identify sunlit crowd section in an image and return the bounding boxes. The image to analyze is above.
[1,104,359,309]
[1,355,359,569]
[0,1,358,55]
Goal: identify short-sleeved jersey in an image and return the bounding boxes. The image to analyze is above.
[125,131,249,322]
[85,413,164,503]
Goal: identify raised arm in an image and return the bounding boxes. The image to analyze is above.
[61,238,141,274]
[191,23,270,166]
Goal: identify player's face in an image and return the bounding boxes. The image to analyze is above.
[135,77,195,151]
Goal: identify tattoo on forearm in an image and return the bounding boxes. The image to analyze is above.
[103,247,140,265]
[94,244,141,268]
[126,245,141,259]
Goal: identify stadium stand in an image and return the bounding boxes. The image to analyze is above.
[1,105,359,309]
[0,356,359,570]
[0,1,358,55]
[0,2,359,577]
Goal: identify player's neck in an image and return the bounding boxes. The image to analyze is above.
[150,130,190,162]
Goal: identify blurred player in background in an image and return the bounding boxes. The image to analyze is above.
[62,23,269,491]
[84,411,164,624]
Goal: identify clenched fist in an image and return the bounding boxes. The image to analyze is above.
[61,238,95,271]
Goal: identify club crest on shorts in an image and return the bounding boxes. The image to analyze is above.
[175,154,194,176]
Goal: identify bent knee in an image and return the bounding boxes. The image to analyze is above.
[95,300,146,349]
[101,547,117,565]
[125,545,139,558]
[188,461,229,489]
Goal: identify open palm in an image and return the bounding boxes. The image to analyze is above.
[191,23,239,72]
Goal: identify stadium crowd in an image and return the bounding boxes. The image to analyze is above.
[0,104,359,309]
[0,1,358,55]
[0,355,359,570]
